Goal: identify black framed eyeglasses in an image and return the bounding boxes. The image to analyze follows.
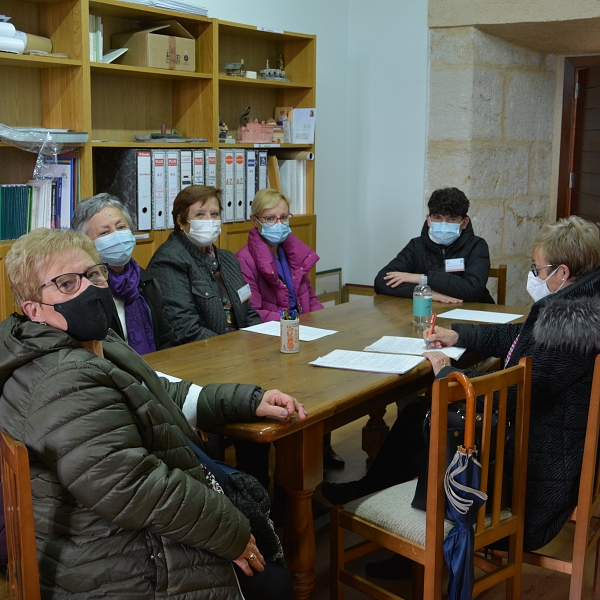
[38,263,109,295]
[530,263,555,278]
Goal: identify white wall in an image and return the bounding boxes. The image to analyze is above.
[195,0,429,285]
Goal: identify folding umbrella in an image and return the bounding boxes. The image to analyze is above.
[443,372,489,600]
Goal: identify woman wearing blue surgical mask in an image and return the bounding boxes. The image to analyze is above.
[71,193,178,353]
[374,187,495,303]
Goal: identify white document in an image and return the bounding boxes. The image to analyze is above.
[290,108,316,144]
[439,309,523,324]
[241,321,337,341]
[310,350,425,375]
[364,336,467,360]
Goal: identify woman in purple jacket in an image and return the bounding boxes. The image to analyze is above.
[236,189,344,470]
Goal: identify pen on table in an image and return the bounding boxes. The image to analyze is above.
[425,313,437,348]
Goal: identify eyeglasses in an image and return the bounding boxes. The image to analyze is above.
[257,214,294,225]
[530,263,556,278]
[39,263,109,295]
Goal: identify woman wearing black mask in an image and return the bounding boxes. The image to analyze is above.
[0,228,306,600]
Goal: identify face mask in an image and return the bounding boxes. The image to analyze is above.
[429,221,462,246]
[94,229,136,267]
[186,219,221,247]
[260,222,291,245]
[43,284,115,341]
[526,267,566,302]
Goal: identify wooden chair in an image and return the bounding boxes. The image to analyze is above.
[342,284,375,303]
[488,264,507,305]
[331,356,532,600]
[499,354,600,599]
[0,431,40,600]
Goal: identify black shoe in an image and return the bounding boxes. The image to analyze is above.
[323,445,346,470]
[365,554,413,580]
[321,480,363,505]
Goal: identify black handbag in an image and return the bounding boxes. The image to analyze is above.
[186,437,285,566]
[411,403,499,511]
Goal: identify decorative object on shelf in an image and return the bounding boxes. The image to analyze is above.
[219,122,229,140]
[238,119,275,144]
[240,106,251,128]
[225,59,246,77]
[268,119,284,144]
[259,58,289,82]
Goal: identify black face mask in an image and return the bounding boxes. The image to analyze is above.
[43,285,115,342]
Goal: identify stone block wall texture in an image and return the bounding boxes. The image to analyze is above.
[426,27,556,305]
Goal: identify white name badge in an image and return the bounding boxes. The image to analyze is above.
[238,283,252,303]
[445,258,465,272]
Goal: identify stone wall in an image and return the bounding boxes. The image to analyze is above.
[426,27,556,305]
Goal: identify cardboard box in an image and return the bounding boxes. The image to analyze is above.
[112,20,195,72]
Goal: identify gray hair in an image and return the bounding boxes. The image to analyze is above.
[71,193,134,233]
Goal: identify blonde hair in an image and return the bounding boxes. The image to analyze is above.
[251,189,290,217]
[532,215,600,278]
[6,228,101,307]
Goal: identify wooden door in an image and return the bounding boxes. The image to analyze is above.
[558,58,600,223]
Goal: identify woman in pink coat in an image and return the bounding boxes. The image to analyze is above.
[236,189,323,321]
[236,189,344,471]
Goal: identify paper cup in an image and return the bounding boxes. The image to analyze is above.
[280,318,300,353]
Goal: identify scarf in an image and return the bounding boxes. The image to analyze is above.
[107,259,156,355]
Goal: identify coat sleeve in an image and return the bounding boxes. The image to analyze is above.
[196,383,264,429]
[236,252,279,322]
[307,283,324,312]
[142,277,180,350]
[147,251,220,342]
[452,322,523,359]
[24,365,250,561]
[426,237,491,301]
[374,240,418,298]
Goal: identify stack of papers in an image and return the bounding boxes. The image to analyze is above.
[124,0,208,15]
[439,309,523,324]
[364,336,466,360]
[310,350,425,374]
[242,321,337,341]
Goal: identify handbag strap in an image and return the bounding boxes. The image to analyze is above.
[186,437,237,488]
[447,372,476,450]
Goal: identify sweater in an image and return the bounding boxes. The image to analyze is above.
[236,228,323,322]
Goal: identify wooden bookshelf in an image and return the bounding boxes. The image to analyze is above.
[0,0,317,320]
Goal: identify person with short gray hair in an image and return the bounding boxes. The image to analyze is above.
[72,193,178,352]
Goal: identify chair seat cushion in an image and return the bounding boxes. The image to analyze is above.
[343,479,512,546]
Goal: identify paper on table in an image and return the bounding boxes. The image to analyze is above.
[310,349,425,374]
[241,321,337,341]
[438,309,523,324]
[364,336,466,360]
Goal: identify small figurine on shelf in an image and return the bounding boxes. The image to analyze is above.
[238,118,276,143]
[224,58,246,77]
[259,58,290,82]
[278,53,284,71]
[219,122,228,140]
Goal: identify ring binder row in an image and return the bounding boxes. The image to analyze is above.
[94,147,306,231]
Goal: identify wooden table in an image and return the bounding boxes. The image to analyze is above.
[145,296,526,599]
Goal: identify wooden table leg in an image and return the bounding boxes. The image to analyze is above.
[274,423,323,600]
[362,408,389,468]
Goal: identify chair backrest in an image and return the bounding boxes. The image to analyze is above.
[426,356,532,575]
[341,283,375,303]
[488,265,507,305]
[0,431,40,600]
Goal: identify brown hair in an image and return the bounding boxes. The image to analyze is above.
[172,185,222,232]
[532,215,600,278]
[6,228,101,307]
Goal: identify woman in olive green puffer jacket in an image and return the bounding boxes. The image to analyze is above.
[0,313,282,599]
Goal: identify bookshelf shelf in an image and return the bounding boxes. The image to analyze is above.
[0,0,316,319]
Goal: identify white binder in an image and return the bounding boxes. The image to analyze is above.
[205,149,217,187]
[245,150,257,219]
[234,149,246,222]
[219,149,235,222]
[179,150,192,189]
[166,150,179,229]
[136,150,152,230]
[192,149,204,185]
[257,151,268,191]
[151,150,167,229]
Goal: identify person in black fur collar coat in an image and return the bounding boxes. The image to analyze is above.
[323,216,600,578]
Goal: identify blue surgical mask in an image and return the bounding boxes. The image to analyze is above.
[260,222,291,245]
[429,221,462,246]
[94,229,136,266]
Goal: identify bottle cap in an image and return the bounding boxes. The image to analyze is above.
[419,275,428,285]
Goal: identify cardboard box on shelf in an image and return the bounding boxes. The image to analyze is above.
[112,20,195,72]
